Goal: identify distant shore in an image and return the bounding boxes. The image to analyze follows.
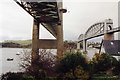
[0,40,32,48]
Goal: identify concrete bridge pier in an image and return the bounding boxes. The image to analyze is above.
[104,19,114,40]
[83,39,87,52]
[83,34,87,52]
[56,24,64,58]
[31,18,64,72]
[77,42,80,51]
[31,19,40,72]
[31,19,64,61]
[56,2,64,58]
[104,33,114,40]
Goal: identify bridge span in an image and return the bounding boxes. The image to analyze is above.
[77,19,120,53]
[14,0,67,71]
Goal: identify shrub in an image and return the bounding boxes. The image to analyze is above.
[1,72,24,80]
[56,52,89,79]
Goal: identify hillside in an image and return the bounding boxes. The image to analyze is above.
[1,40,78,49]
[1,40,32,48]
[3,40,32,45]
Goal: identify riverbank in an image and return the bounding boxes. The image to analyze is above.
[0,40,32,48]
[1,42,31,48]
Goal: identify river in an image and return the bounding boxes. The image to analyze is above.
[0,47,113,75]
[0,48,31,75]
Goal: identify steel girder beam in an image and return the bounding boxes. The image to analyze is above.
[14,0,65,39]
[85,22,104,38]
[14,0,65,74]
[14,0,59,23]
[41,23,57,38]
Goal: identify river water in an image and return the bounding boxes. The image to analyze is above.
[0,47,110,75]
[0,48,31,75]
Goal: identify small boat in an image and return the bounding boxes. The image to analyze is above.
[7,58,13,61]
[16,52,20,55]
[16,53,20,55]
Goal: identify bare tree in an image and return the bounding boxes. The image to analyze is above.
[19,49,57,77]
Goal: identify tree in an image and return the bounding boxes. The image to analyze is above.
[19,49,57,79]
[92,53,119,75]
[64,40,77,52]
[112,59,120,75]
[93,53,111,74]
[56,52,89,79]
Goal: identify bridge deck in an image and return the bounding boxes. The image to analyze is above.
[15,0,59,23]
[14,0,63,38]
[78,27,120,42]
[107,27,120,33]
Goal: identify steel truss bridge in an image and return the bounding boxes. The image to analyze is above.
[77,19,120,52]
[14,0,66,70]
[14,0,66,38]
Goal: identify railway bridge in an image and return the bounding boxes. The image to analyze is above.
[77,19,120,55]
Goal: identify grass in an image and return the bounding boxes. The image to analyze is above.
[3,40,32,45]
[92,75,120,80]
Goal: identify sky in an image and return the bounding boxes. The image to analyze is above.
[0,0,120,42]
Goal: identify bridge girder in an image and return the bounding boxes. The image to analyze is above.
[85,22,104,40]
[78,19,115,42]
[14,0,66,73]
[78,34,84,41]
[14,0,66,38]
[77,19,119,52]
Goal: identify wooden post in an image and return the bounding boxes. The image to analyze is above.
[31,19,39,69]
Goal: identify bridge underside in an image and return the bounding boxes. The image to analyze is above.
[15,0,66,69]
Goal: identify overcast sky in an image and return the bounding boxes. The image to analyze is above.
[0,0,119,42]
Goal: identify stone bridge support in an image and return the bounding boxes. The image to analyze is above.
[77,35,87,52]
[77,42,80,51]
[82,34,87,52]
[104,33,114,40]
[83,39,87,52]
[104,19,114,40]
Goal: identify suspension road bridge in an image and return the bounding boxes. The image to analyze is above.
[14,0,66,70]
